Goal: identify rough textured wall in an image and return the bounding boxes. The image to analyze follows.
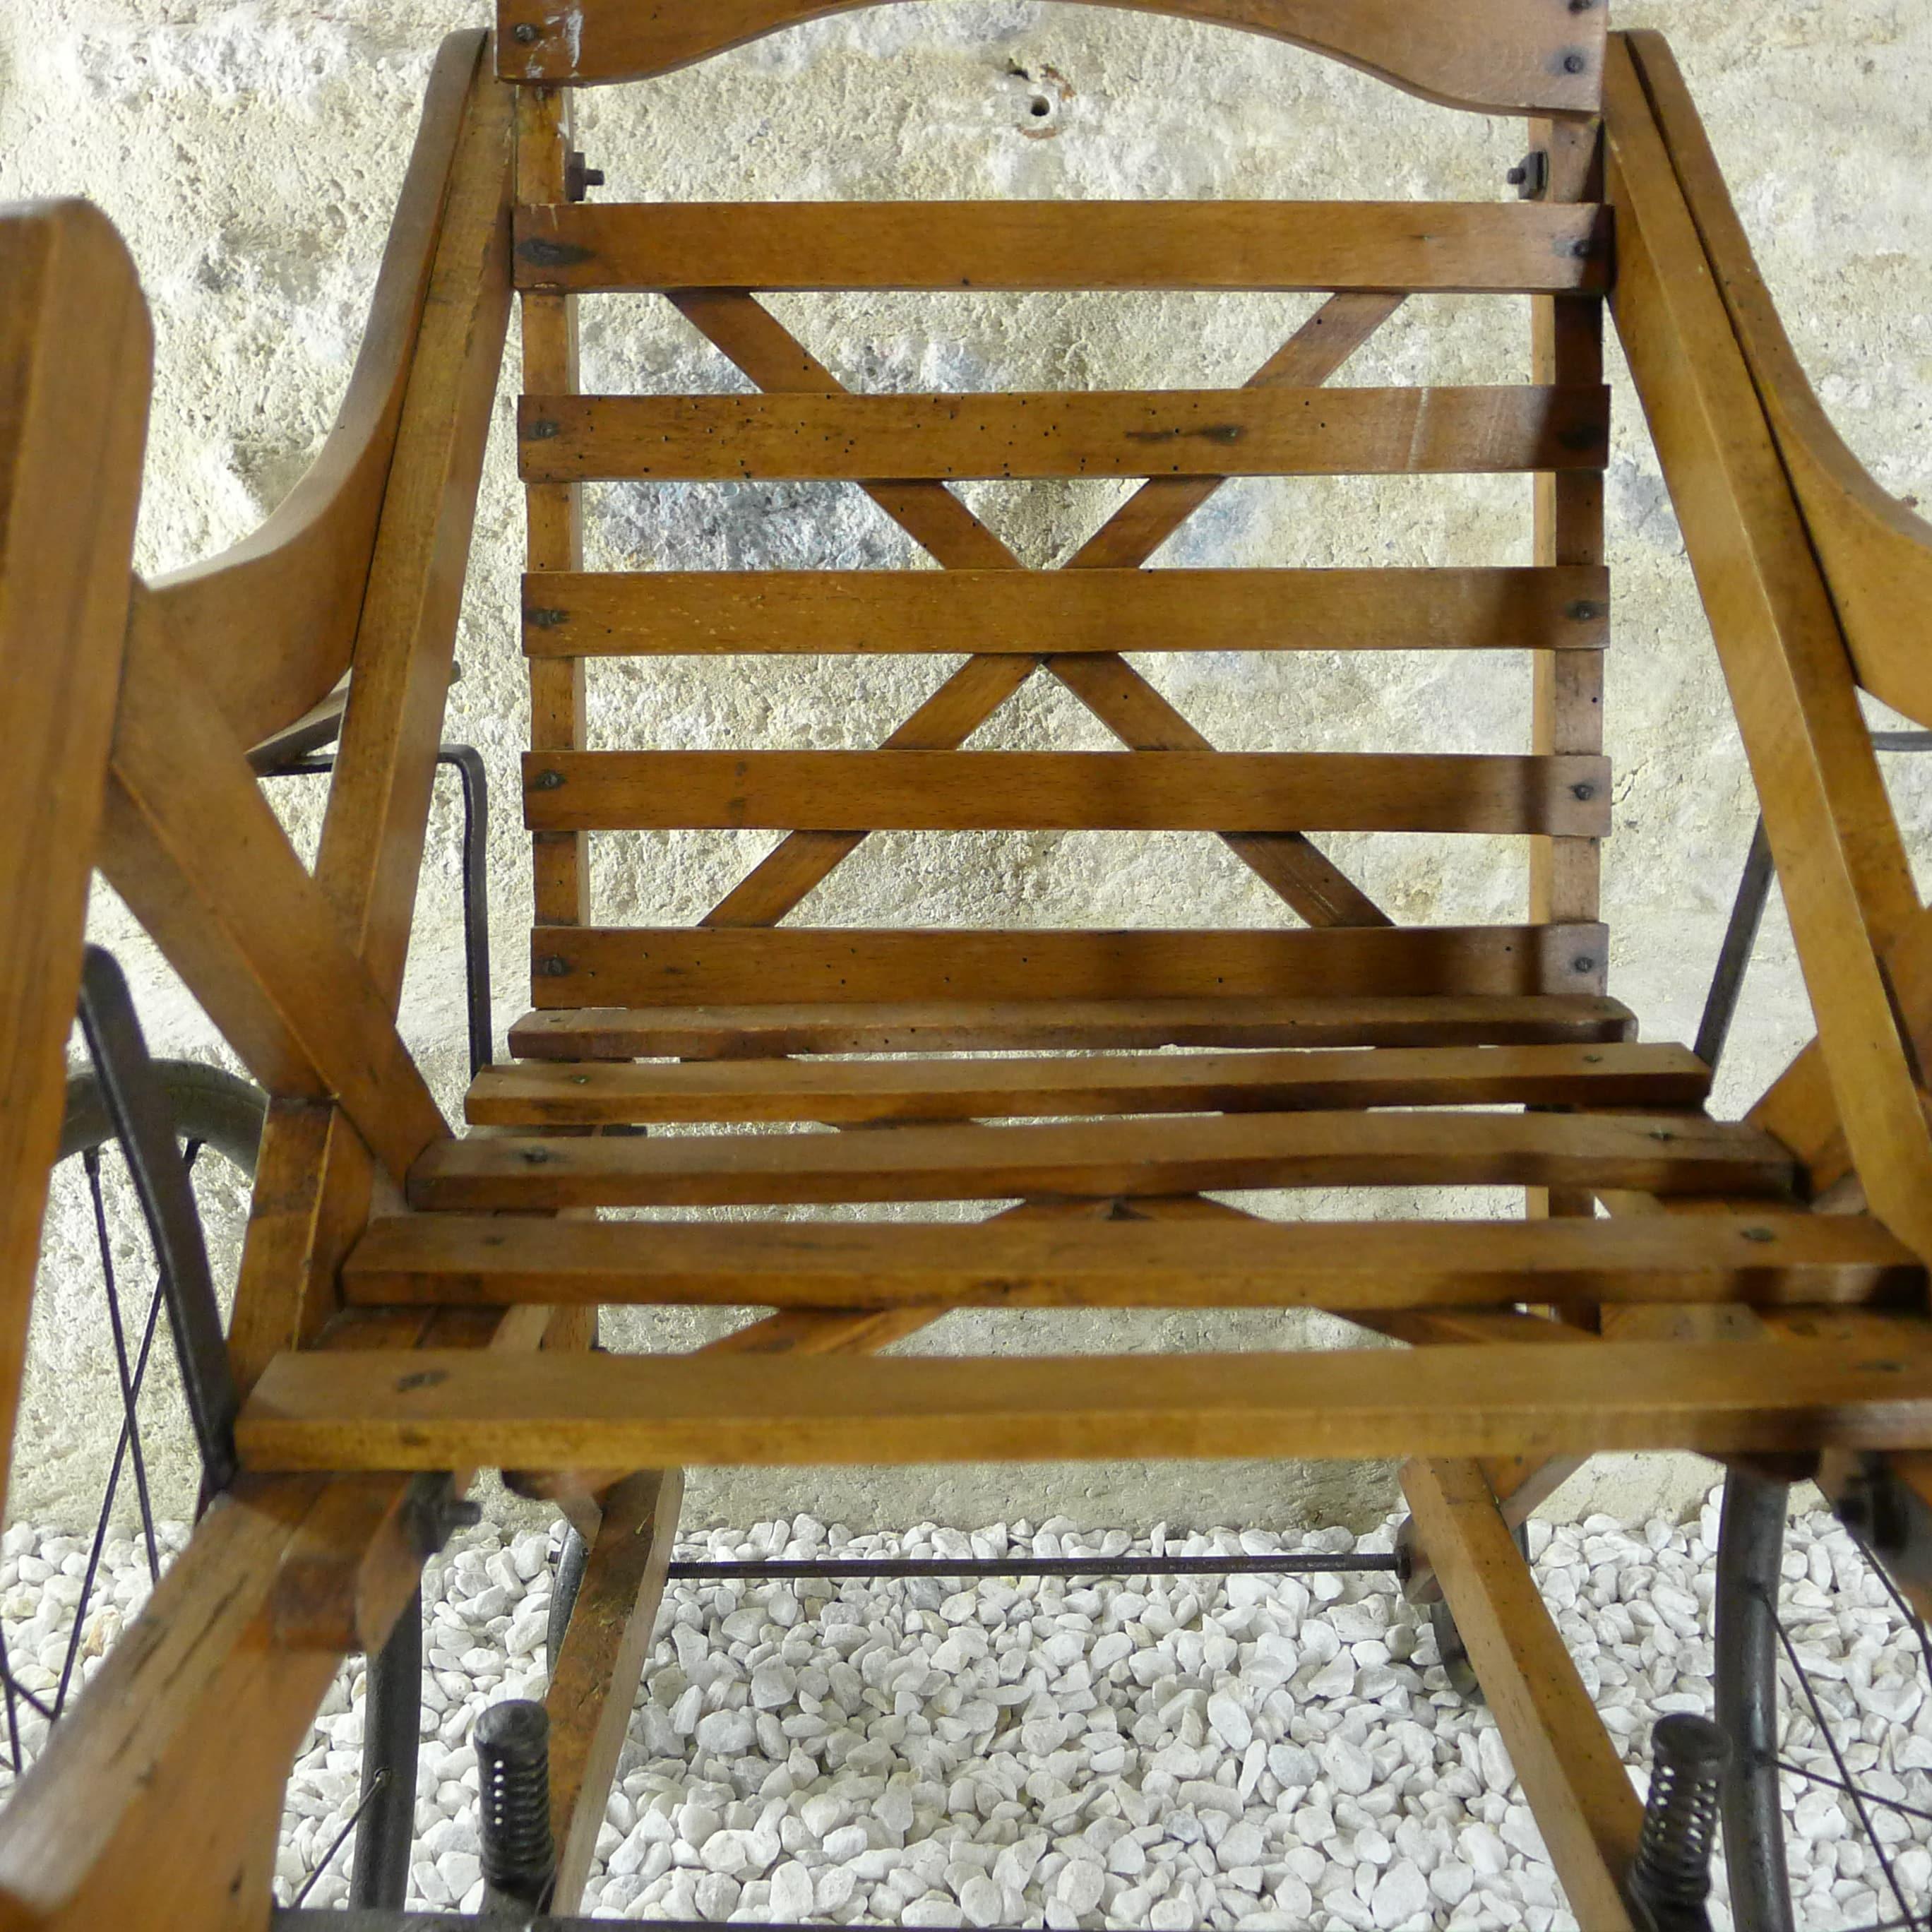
[4,0,1927,1531]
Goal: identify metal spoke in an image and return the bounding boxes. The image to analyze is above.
[290,1770,393,1908]
[1775,1758,1932,1830]
[82,1148,160,1582]
[1770,1594,1920,1932]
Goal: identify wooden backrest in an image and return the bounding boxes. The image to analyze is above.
[504,0,1614,1014]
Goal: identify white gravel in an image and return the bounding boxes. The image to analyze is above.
[3,1489,1931,1928]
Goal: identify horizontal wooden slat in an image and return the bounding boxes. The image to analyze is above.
[467,1040,1707,1127]
[522,565,1611,657]
[408,1110,1794,1210]
[508,993,1638,1060]
[514,201,1609,295]
[345,1208,1915,1310]
[519,386,1611,484]
[493,0,1608,122]
[529,923,1609,1008]
[238,1330,1932,1472]
[523,750,1612,837]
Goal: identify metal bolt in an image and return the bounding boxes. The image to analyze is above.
[532,768,566,790]
[512,20,539,42]
[565,150,607,202]
[1571,782,1596,801]
[520,1145,552,1164]
[1572,955,1597,974]
[537,955,571,977]
[526,418,560,441]
[1505,165,1527,186]
[1566,599,1606,621]
[1563,51,1587,73]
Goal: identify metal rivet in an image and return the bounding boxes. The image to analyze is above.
[512,20,539,42]
[520,1145,552,1164]
[1571,782,1596,801]
[525,607,570,630]
[1563,52,1587,73]
[1566,600,1606,621]
[1572,955,1597,974]
[537,955,571,977]
[1742,1227,1776,1243]
[532,768,566,790]
[526,418,560,441]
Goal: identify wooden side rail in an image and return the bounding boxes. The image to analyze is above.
[0,201,151,1512]
[1603,32,1932,1260]
[130,31,488,754]
[494,0,1609,120]
[1622,30,1932,734]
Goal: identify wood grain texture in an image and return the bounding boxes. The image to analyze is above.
[0,201,150,1521]
[316,56,515,1001]
[99,626,447,1185]
[508,992,1638,1059]
[1627,30,1932,732]
[520,83,592,926]
[545,1469,681,1908]
[519,385,1611,483]
[131,32,486,754]
[1402,1458,1640,1928]
[494,0,1608,120]
[515,199,1609,294]
[343,1208,1914,1311]
[1605,39,1932,1260]
[467,1040,1707,1126]
[524,749,1612,836]
[529,922,1610,1007]
[675,290,1399,931]
[522,565,1610,657]
[407,1110,1794,1211]
[239,1330,1932,1472]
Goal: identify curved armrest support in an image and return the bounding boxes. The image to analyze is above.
[1622,29,1932,729]
[132,28,489,753]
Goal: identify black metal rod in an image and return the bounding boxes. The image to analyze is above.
[663,1552,1397,1580]
[1695,816,1774,1075]
[348,1589,421,1911]
[76,948,239,1496]
[263,747,494,1079]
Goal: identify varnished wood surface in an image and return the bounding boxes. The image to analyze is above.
[514,199,1609,294]
[529,922,1609,1008]
[239,1330,1932,1472]
[494,0,1608,121]
[508,992,1638,1059]
[0,201,150,1514]
[344,1208,1914,1311]
[523,749,1613,837]
[467,1039,1705,1126]
[132,32,487,753]
[519,385,1612,484]
[522,565,1611,658]
[407,1109,1794,1211]
[1627,31,1932,732]
[1402,1460,1640,1928]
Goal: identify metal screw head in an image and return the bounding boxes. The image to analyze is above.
[1572,955,1597,974]
[512,20,539,42]
[1571,782,1596,801]
[1563,51,1587,73]
[520,1145,553,1164]
[537,955,570,978]
[532,768,566,790]
[525,417,561,441]
[1568,0,1597,12]
[1742,1227,1776,1243]
[1566,599,1606,621]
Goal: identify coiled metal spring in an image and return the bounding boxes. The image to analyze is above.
[475,1698,556,1911]
[1631,1712,1731,1927]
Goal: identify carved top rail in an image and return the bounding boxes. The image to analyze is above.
[494,0,1607,117]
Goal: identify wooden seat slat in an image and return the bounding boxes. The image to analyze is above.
[518,386,1611,486]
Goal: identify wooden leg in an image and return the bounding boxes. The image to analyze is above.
[1402,1457,1641,1931]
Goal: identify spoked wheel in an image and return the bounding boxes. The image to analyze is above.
[1714,1467,1932,1932]
[14,957,421,1909]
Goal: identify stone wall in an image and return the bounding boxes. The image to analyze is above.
[4,0,1927,1531]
